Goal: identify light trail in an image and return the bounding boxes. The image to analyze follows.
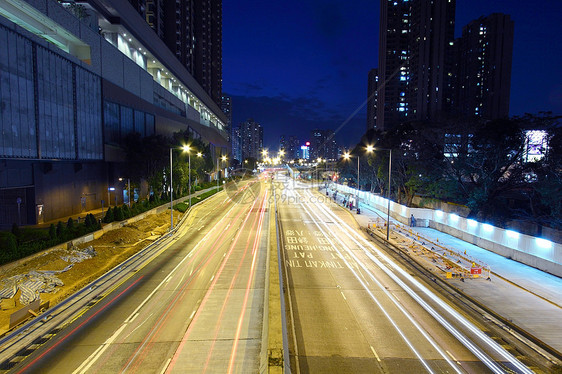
[285,186,444,373]
[126,192,261,373]
[165,188,267,373]
[17,276,145,374]
[227,189,268,373]
[75,185,252,374]
[300,186,533,374]
[201,190,268,373]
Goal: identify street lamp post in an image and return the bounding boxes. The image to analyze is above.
[216,155,219,191]
[183,145,192,209]
[357,156,360,199]
[368,146,392,241]
[170,147,173,231]
[386,150,392,240]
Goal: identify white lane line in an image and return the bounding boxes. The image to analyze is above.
[189,310,195,320]
[340,291,347,301]
[370,345,381,362]
[159,358,172,374]
[129,312,139,323]
[72,324,127,374]
[446,350,462,366]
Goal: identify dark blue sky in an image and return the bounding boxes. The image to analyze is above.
[223,0,562,149]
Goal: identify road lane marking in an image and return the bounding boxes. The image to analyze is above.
[159,358,172,374]
[446,350,462,366]
[370,345,381,362]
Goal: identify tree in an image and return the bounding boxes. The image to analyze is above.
[49,224,57,239]
[442,118,527,223]
[11,223,21,242]
[103,207,114,223]
[114,206,124,221]
[56,221,65,238]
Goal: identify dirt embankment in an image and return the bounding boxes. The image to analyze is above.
[0,211,182,335]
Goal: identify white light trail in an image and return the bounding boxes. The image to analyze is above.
[301,186,533,374]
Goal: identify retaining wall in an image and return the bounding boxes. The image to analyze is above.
[333,184,562,277]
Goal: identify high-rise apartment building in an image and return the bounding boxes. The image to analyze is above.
[310,130,338,161]
[281,136,300,160]
[232,126,242,162]
[221,94,232,136]
[240,120,263,161]
[453,13,514,120]
[130,0,222,106]
[376,0,456,130]
[366,69,379,131]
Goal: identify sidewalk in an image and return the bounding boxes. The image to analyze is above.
[343,197,562,355]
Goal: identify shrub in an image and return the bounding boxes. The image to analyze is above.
[122,204,131,219]
[49,224,57,239]
[67,217,74,230]
[103,207,114,223]
[11,223,21,240]
[0,232,17,254]
[56,221,65,238]
[114,206,124,221]
[174,202,189,213]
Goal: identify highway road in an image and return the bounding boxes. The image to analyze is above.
[4,178,271,374]
[275,172,534,374]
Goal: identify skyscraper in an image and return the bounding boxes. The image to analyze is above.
[310,130,338,161]
[240,120,263,161]
[366,68,379,131]
[221,94,232,136]
[453,13,514,120]
[377,0,456,130]
[134,0,222,106]
[232,126,242,162]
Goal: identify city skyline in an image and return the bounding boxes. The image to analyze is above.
[223,0,562,149]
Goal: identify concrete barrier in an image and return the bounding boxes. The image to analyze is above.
[332,183,562,277]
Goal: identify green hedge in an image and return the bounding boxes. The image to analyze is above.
[0,186,222,266]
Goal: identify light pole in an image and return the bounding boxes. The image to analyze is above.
[196,152,203,188]
[369,146,392,241]
[183,145,192,208]
[170,147,173,231]
[343,151,360,203]
[216,155,219,191]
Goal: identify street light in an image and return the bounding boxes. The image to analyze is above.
[182,145,192,209]
[369,146,392,241]
[343,151,360,201]
[196,152,203,188]
[170,147,174,231]
[217,154,227,191]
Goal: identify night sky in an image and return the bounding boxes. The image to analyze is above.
[222,0,562,150]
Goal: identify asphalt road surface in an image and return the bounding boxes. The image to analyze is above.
[275,172,533,374]
[8,178,270,374]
